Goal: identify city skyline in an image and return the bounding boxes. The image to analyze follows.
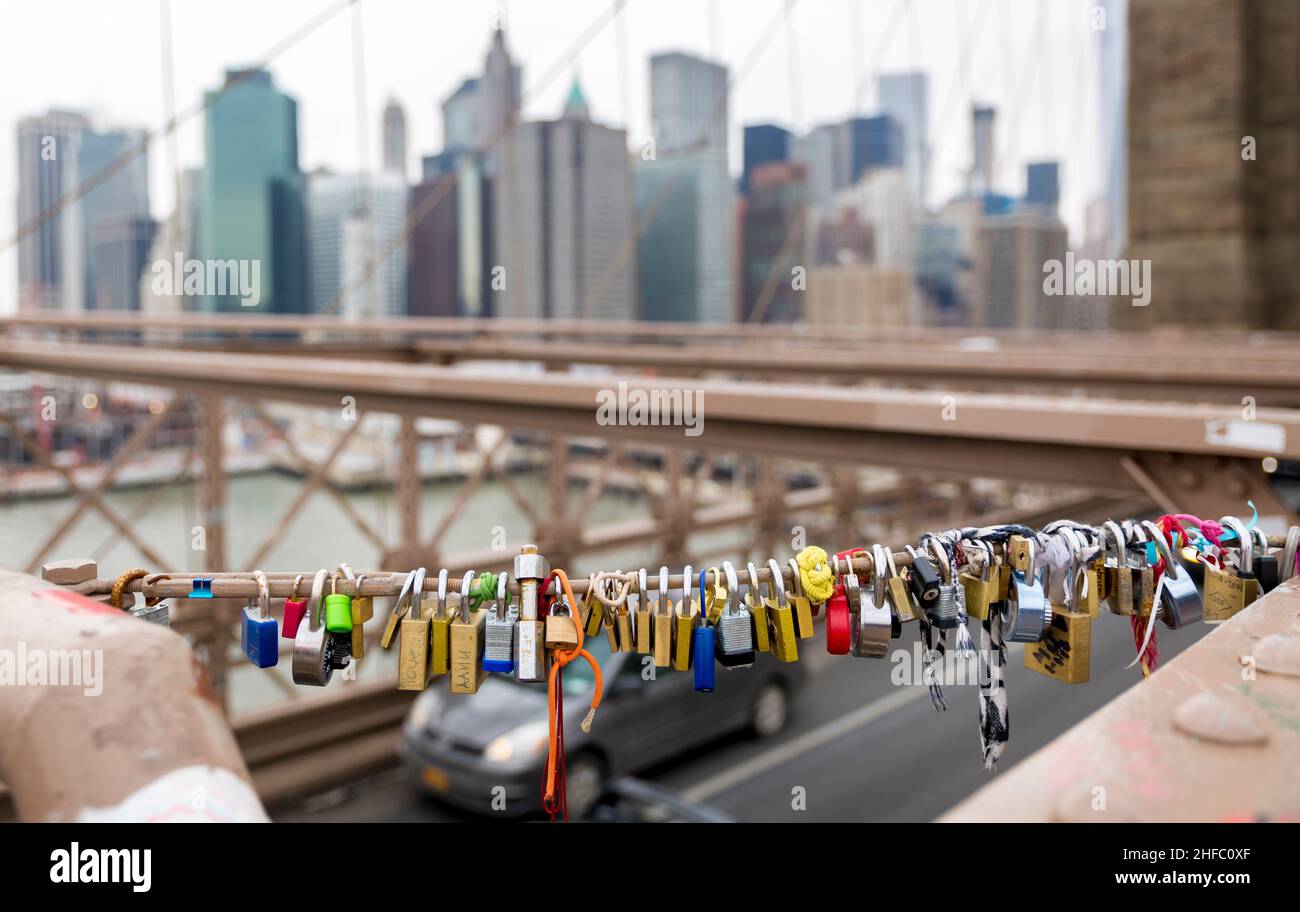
[0,0,1109,315]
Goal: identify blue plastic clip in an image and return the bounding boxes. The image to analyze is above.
[189,577,214,599]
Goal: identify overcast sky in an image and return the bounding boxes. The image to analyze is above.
[0,0,1114,315]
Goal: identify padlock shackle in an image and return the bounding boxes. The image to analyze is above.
[767,559,787,606]
[1102,520,1127,567]
[460,571,476,623]
[871,544,888,605]
[786,557,804,599]
[698,567,711,625]
[253,569,270,620]
[307,568,329,630]
[437,568,450,618]
[495,571,510,619]
[1141,520,1181,580]
[395,567,426,624]
[1218,516,1253,575]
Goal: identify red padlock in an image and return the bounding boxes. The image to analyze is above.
[282,573,309,639]
[825,555,853,655]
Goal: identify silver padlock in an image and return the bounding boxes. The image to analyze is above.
[924,538,962,629]
[483,572,516,673]
[1000,538,1052,643]
[513,545,549,683]
[852,546,892,658]
[1141,520,1202,629]
[714,561,754,669]
[293,568,335,686]
[130,599,171,627]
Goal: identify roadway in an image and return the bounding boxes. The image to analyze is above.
[274,614,1203,823]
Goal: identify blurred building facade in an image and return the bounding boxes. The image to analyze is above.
[307,171,408,319]
[637,51,733,322]
[742,123,791,195]
[877,72,929,211]
[382,98,408,180]
[739,161,808,323]
[200,67,307,313]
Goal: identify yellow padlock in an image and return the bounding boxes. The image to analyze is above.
[744,562,771,653]
[672,565,699,672]
[652,566,674,668]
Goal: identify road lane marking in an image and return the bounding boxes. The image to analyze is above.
[681,685,928,802]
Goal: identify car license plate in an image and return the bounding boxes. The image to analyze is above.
[421,765,451,793]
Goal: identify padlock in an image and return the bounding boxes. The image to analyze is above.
[672,564,699,672]
[786,557,816,639]
[906,545,941,616]
[1250,526,1281,594]
[744,563,771,653]
[883,548,916,628]
[396,568,431,691]
[545,583,580,651]
[922,539,961,629]
[1283,525,1300,583]
[428,569,454,677]
[634,569,653,654]
[851,546,891,658]
[324,574,354,635]
[339,564,372,659]
[582,572,604,638]
[1100,520,1132,616]
[1143,520,1202,629]
[824,555,853,655]
[241,570,278,668]
[1000,537,1052,643]
[714,562,754,669]
[283,573,309,639]
[484,572,517,673]
[768,560,799,663]
[653,566,674,668]
[693,567,716,692]
[958,541,995,621]
[1203,516,1260,622]
[514,545,549,683]
[450,572,487,694]
[616,604,634,654]
[129,598,171,627]
[1024,536,1091,683]
[293,569,336,686]
[1125,524,1155,617]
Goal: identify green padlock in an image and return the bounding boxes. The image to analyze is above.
[324,592,354,634]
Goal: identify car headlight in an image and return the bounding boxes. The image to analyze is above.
[484,720,550,764]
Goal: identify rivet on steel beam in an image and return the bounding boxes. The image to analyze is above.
[1172,691,1269,746]
[1250,634,1300,679]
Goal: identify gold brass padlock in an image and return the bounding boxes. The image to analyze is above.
[703,567,727,626]
[340,565,372,660]
[1100,521,1133,616]
[769,560,799,662]
[1024,536,1092,684]
[652,567,674,668]
[396,568,431,692]
[958,541,995,621]
[1204,516,1261,622]
[581,575,604,638]
[545,590,580,650]
[785,558,816,639]
[635,569,653,654]
[379,569,409,650]
[429,570,455,676]
[672,565,699,672]
[449,575,486,695]
[744,562,771,653]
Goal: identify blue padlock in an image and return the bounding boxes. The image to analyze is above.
[693,568,716,693]
[241,570,279,668]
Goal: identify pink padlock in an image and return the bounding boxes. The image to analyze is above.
[282,574,308,638]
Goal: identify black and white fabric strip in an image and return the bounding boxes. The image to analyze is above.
[978,611,1009,770]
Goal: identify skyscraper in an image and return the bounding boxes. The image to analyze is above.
[15,110,87,312]
[492,80,635,321]
[442,78,481,155]
[834,166,914,270]
[971,209,1068,329]
[877,72,929,211]
[740,161,808,323]
[76,127,150,311]
[307,171,408,319]
[200,67,306,313]
[1097,0,1127,259]
[970,105,996,196]
[1024,162,1060,213]
[382,98,408,180]
[637,51,733,322]
[742,124,791,195]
